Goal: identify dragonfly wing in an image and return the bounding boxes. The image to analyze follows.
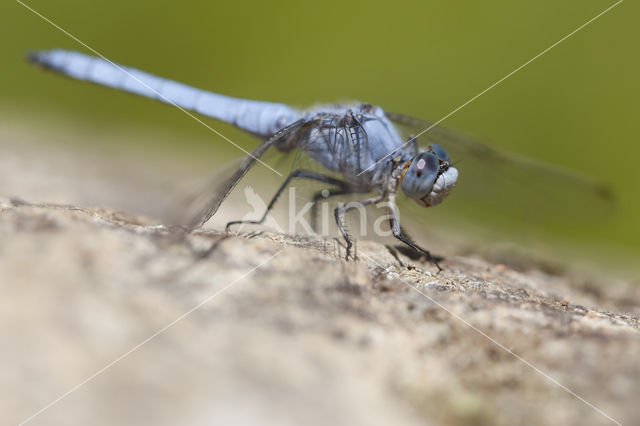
[385,111,614,226]
[181,119,307,230]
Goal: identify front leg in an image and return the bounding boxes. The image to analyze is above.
[391,229,443,271]
[387,195,443,271]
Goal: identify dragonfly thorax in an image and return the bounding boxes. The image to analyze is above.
[289,105,411,189]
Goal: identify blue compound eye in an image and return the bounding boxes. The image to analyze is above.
[429,144,450,162]
[400,152,439,199]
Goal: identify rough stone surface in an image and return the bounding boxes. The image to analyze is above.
[1,129,639,426]
[1,198,639,426]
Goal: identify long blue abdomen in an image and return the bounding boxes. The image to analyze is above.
[29,49,300,137]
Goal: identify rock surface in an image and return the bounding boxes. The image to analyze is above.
[1,198,639,426]
[1,128,639,426]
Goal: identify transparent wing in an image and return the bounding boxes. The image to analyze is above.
[173,119,307,230]
[385,111,614,229]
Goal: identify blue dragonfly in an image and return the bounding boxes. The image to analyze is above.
[28,50,611,269]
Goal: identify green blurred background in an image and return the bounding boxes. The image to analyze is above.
[2,0,638,271]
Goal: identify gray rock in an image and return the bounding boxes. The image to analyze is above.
[1,198,638,426]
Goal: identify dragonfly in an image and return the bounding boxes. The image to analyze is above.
[28,49,612,269]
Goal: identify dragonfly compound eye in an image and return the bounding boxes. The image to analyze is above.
[429,144,450,162]
[401,151,458,208]
[401,152,439,201]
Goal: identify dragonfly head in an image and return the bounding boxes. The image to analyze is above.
[400,144,458,207]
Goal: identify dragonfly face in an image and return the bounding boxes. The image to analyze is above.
[400,144,458,207]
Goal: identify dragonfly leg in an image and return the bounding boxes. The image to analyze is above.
[387,197,443,271]
[391,230,443,272]
[310,188,353,232]
[226,170,347,232]
[334,196,382,261]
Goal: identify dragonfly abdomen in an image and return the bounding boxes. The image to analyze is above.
[28,49,300,137]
